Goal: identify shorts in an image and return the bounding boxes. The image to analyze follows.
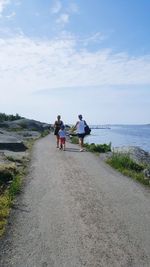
[77,133,85,139]
[54,129,59,135]
[59,137,66,144]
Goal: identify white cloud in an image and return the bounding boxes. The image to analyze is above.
[0,34,150,123]
[82,32,107,46]
[68,2,79,14]
[56,13,69,26]
[50,0,62,14]
[51,1,79,29]
[0,34,150,94]
[5,11,16,19]
[0,0,10,15]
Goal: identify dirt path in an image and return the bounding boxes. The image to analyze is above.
[0,134,150,267]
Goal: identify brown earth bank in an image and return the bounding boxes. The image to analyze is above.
[0,134,150,267]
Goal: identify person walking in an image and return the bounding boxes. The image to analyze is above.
[74,114,86,152]
[58,125,66,151]
[54,115,63,148]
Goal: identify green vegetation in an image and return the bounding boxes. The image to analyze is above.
[0,163,17,186]
[0,162,23,236]
[84,142,111,153]
[70,136,79,144]
[0,194,11,236]
[70,136,111,153]
[0,113,22,122]
[0,146,30,236]
[41,129,50,137]
[106,153,149,186]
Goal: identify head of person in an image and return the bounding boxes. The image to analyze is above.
[57,115,61,120]
[78,114,82,120]
[60,125,65,130]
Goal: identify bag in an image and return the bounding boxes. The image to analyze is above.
[84,124,91,135]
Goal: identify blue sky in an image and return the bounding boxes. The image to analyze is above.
[0,0,150,124]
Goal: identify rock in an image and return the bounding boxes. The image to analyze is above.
[0,118,50,132]
[143,168,150,178]
[0,142,27,152]
[113,146,150,166]
[0,117,50,153]
[0,130,27,151]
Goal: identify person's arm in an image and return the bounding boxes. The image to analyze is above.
[72,121,78,130]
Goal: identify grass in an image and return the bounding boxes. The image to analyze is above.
[70,136,111,153]
[5,155,24,164]
[84,142,111,153]
[41,129,50,137]
[106,152,149,186]
[0,162,23,236]
[70,136,79,144]
[0,194,11,236]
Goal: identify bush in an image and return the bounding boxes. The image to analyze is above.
[107,153,144,172]
[41,129,50,137]
[0,163,17,186]
[84,142,111,153]
[0,113,22,122]
[106,153,149,186]
[70,136,79,144]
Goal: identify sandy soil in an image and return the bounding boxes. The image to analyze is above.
[0,134,150,267]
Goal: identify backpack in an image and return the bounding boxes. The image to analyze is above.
[84,121,91,135]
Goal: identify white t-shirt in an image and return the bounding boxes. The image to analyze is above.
[76,120,85,134]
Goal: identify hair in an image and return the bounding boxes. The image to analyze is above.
[78,114,82,119]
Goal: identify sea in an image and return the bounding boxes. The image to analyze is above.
[85,125,150,153]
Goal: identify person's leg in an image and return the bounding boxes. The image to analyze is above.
[56,135,59,148]
[63,138,66,151]
[79,137,84,151]
[59,138,63,149]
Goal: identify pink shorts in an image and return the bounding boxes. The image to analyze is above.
[59,137,66,144]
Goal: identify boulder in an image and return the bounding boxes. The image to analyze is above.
[0,118,50,132]
[0,130,27,152]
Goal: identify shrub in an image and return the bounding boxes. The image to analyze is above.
[41,129,50,137]
[84,142,111,153]
[0,163,17,186]
[70,136,79,144]
[106,153,149,186]
[9,174,22,198]
[0,113,22,122]
[0,195,11,236]
[107,153,144,172]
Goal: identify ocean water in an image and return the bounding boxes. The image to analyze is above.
[85,125,150,152]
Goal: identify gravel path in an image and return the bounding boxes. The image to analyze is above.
[0,134,150,267]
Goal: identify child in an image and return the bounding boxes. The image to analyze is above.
[58,125,66,151]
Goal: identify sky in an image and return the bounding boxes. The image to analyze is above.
[0,0,150,124]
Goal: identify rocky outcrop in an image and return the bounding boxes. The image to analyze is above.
[0,118,50,132]
[0,118,50,153]
[0,142,27,152]
[0,130,27,152]
[113,146,150,166]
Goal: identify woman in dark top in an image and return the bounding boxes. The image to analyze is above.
[54,115,63,148]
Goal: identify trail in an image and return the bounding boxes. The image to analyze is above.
[0,134,150,267]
